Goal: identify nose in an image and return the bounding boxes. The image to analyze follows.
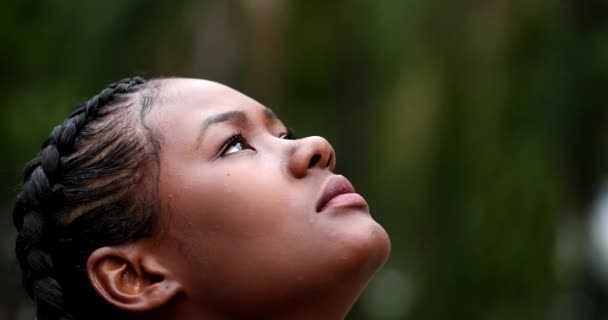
[288,136,336,178]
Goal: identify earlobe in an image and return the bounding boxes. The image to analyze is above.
[87,245,183,313]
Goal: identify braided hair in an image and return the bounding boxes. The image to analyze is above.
[13,77,161,320]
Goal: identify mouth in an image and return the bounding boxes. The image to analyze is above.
[316,175,368,213]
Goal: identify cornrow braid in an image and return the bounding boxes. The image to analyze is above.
[13,77,160,320]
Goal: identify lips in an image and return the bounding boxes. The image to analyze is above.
[316,175,368,212]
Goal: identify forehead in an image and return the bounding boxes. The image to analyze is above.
[157,78,267,114]
[147,78,273,131]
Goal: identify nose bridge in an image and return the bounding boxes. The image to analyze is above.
[288,136,335,178]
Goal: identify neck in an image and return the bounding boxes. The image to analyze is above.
[154,276,370,320]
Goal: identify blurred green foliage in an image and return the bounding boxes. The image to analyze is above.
[1,1,608,319]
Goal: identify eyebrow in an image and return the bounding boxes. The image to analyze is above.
[263,107,278,120]
[195,107,278,149]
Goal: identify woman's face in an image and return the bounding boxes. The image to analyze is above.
[145,78,390,312]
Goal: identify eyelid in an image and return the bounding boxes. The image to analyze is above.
[281,128,296,140]
[216,126,294,159]
[218,130,251,157]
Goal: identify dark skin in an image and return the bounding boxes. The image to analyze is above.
[87,78,391,319]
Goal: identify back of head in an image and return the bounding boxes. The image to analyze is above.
[13,77,160,320]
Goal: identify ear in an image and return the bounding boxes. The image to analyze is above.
[87,243,183,313]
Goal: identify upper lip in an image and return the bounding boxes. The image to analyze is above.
[316,175,356,212]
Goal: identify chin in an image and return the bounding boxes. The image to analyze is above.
[333,215,391,278]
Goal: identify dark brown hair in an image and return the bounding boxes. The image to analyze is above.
[13,77,161,320]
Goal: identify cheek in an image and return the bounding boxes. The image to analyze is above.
[160,161,302,249]
[158,163,317,291]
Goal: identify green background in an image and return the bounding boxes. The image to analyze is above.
[1,1,608,319]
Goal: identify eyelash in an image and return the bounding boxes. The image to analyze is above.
[219,128,297,157]
[282,128,297,140]
[219,130,250,156]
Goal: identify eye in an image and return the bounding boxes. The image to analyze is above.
[220,131,253,156]
[280,128,296,140]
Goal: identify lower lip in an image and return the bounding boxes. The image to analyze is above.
[320,193,368,212]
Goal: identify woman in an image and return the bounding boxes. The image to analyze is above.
[13,77,390,319]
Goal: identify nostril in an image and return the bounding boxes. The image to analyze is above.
[308,154,321,169]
